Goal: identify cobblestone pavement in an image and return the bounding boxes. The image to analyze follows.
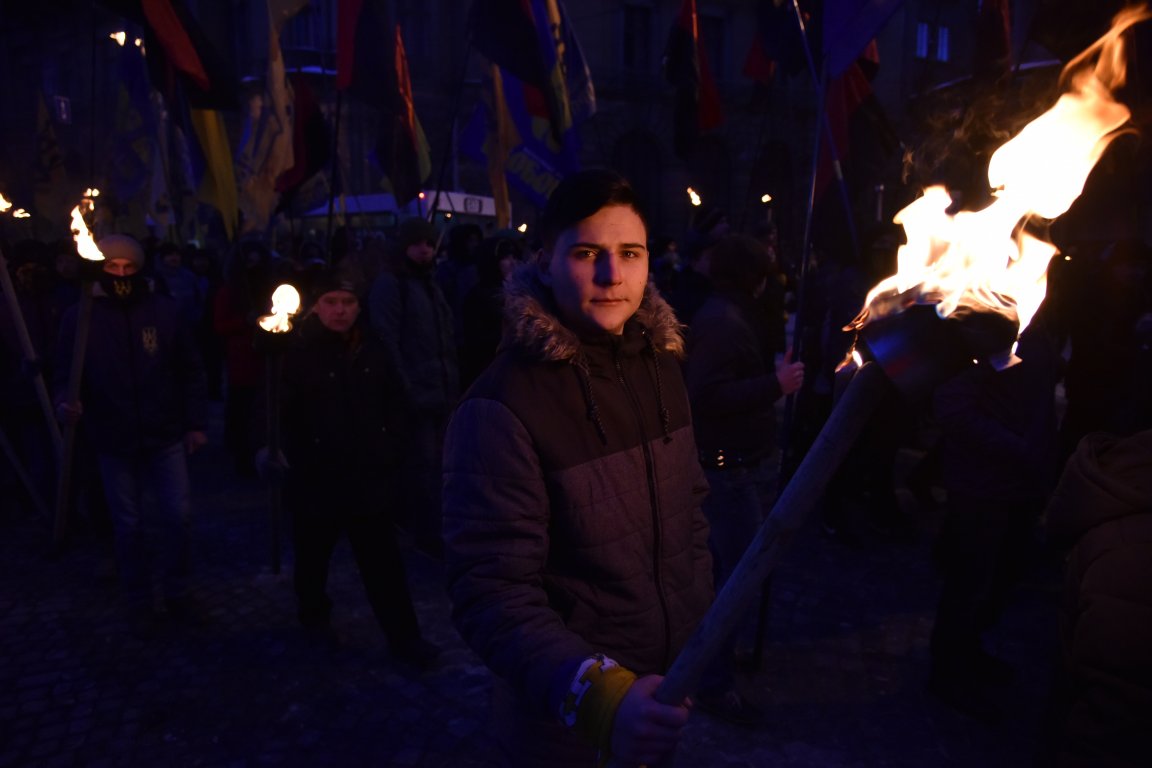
[1,407,1062,767]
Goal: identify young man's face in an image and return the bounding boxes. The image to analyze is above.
[405,239,436,266]
[540,204,648,336]
[314,290,360,333]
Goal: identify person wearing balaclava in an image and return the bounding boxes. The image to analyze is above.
[55,233,208,634]
[367,217,459,557]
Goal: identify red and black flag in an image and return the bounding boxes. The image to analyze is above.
[975,0,1012,84]
[742,0,808,84]
[337,1,430,206]
[276,73,332,204]
[663,0,723,158]
[336,0,390,107]
[102,0,240,237]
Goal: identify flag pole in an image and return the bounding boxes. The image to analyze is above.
[0,243,63,462]
[427,39,474,222]
[325,87,344,258]
[54,278,96,547]
[0,425,49,519]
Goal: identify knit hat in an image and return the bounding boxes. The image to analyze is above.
[690,205,727,237]
[309,263,366,302]
[396,217,438,250]
[98,234,146,270]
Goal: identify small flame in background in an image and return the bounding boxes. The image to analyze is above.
[687,187,702,207]
[258,284,301,333]
[69,190,103,262]
[0,192,11,213]
[848,5,1151,340]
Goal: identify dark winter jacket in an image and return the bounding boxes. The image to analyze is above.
[932,332,1061,501]
[686,290,783,467]
[442,265,714,720]
[56,284,206,456]
[367,264,459,414]
[279,315,406,482]
[1044,429,1152,768]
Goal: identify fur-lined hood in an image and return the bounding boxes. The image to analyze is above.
[500,263,684,362]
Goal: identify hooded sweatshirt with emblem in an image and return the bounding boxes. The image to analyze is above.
[442,264,714,720]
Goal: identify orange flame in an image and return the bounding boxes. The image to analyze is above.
[258,284,301,333]
[0,193,12,213]
[69,192,103,262]
[849,5,1150,343]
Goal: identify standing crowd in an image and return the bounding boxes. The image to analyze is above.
[2,168,1151,767]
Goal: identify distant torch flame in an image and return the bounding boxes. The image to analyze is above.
[258,284,301,333]
[849,5,1150,341]
[0,193,12,213]
[69,193,103,262]
[687,187,702,207]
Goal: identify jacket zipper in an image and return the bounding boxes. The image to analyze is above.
[612,340,674,670]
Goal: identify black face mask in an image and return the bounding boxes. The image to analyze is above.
[99,273,148,302]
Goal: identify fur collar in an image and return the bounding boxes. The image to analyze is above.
[501,263,684,363]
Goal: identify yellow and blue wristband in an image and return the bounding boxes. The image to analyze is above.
[559,654,638,753]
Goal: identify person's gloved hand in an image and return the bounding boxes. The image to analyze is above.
[255,446,290,482]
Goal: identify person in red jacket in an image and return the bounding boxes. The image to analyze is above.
[442,169,714,767]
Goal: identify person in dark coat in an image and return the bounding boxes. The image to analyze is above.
[368,217,459,555]
[55,234,207,623]
[442,169,714,767]
[1041,428,1152,768]
[265,269,439,670]
[685,233,804,723]
[927,312,1062,717]
[457,235,520,389]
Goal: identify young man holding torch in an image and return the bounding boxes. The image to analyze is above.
[55,234,207,627]
[259,267,440,670]
[442,169,714,766]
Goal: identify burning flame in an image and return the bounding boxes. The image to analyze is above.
[0,193,11,213]
[849,5,1150,343]
[258,284,301,333]
[687,187,702,207]
[69,191,103,262]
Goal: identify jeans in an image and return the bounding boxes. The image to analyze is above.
[98,441,191,608]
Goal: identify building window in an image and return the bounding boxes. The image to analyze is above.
[622,5,652,72]
[916,21,929,59]
[936,26,950,62]
[915,21,950,63]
